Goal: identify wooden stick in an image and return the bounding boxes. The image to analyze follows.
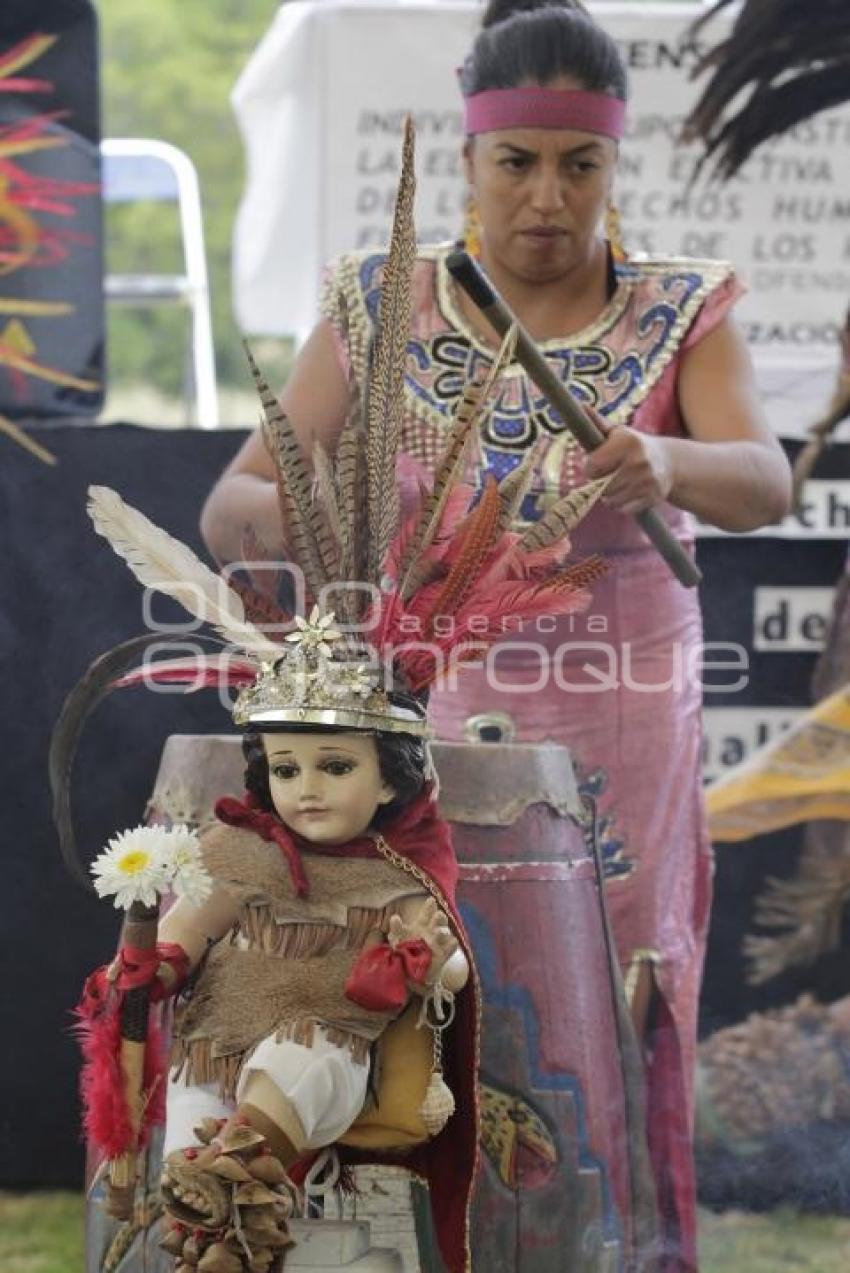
[106,901,158,1219]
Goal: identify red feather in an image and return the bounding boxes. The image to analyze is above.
[73,985,167,1159]
[115,654,258,691]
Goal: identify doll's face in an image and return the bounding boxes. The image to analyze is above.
[262,732,396,845]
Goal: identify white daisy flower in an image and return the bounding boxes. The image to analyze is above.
[163,825,213,908]
[91,827,172,910]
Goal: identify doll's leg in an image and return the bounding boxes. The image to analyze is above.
[162,1074,233,1157]
[160,1071,296,1271]
[232,1027,370,1161]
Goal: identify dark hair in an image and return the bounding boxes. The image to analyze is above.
[460,0,627,102]
[242,720,427,829]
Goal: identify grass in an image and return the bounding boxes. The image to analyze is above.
[0,1193,84,1273]
[4,1194,850,1271]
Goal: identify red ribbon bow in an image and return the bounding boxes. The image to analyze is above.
[344,938,433,1012]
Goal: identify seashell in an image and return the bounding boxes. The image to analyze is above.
[235,1181,281,1206]
[240,1220,292,1249]
[197,1242,243,1273]
[209,1156,253,1183]
[418,1070,455,1135]
[217,1124,265,1154]
[247,1155,288,1186]
[193,1117,225,1145]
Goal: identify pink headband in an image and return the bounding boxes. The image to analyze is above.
[463,87,626,140]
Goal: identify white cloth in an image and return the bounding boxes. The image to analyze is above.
[164,1026,369,1154]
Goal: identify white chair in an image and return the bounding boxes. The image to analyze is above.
[101,138,219,428]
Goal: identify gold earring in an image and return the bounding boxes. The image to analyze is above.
[605,199,627,264]
[463,194,483,259]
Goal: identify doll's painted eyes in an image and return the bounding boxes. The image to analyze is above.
[271,763,299,780]
[321,759,356,775]
[270,759,357,780]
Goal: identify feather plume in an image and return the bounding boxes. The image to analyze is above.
[244,344,334,598]
[115,653,258,691]
[239,526,283,603]
[424,475,502,627]
[49,632,231,891]
[496,448,538,532]
[517,477,610,552]
[531,553,609,597]
[87,486,281,663]
[395,323,518,598]
[365,115,416,583]
[683,0,850,179]
[312,440,343,566]
[227,575,292,634]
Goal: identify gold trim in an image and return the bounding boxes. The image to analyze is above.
[236,705,433,736]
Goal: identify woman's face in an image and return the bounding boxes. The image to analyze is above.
[262,731,395,845]
[464,79,617,285]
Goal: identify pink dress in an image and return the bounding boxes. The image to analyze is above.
[323,242,742,1271]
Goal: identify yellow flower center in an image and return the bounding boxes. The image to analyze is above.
[117,849,151,875]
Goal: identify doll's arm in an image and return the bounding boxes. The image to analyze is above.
[392,895,470,993]
[104,884,240,999]
[155,884,241,984]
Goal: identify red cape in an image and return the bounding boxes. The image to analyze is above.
[215,786,479,1273]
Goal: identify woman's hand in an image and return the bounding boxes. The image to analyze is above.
[584,420,674,515]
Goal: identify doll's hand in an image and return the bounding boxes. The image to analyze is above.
[389,898,458,983]
[105,942,189,1001]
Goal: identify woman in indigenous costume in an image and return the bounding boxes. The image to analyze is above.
[201,2,791,1266]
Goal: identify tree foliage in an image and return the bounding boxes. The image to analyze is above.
[97,0,282,402]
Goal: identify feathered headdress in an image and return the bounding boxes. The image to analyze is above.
[682,0,850,180]
[51,118,606,880]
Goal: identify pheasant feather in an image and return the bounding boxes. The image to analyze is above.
[244,344,334,598]
[313,440,343,563]
[496,449,538,532]
[517,477,610,552]
[86,486,281,663]
[366,115,416,583]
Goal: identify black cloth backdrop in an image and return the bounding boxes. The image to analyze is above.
[1,423,848,1188]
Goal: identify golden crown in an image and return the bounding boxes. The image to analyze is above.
[231,607,431,735]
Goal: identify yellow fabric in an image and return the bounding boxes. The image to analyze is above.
[706,687,850,842]
[338,1001,432,1150]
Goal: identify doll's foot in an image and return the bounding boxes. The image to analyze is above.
[160,1121,295,1270]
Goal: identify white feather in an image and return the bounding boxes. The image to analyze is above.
[87,486,282,663]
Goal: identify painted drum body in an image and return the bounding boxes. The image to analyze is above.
[436,742,627,1272]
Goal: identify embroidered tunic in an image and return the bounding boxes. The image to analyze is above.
[323,242,743,1271]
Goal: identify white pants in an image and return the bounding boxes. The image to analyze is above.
[163,1027,369,1156]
